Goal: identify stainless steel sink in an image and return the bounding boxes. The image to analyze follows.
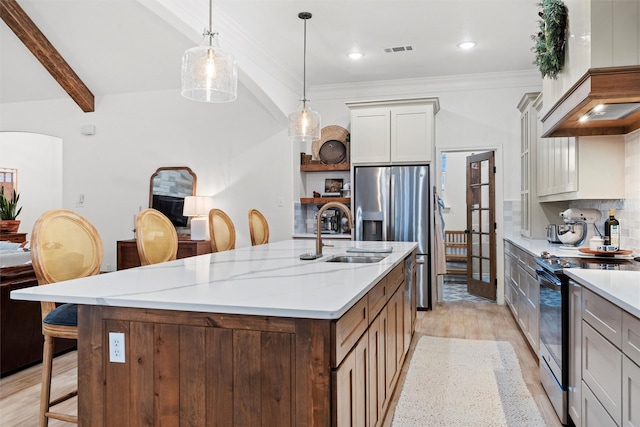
[325,255,386,263]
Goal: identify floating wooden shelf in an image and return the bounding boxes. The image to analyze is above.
[300,163,350,172]
[300,197,351,205]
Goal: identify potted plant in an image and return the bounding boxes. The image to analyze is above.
[0,186,22,233]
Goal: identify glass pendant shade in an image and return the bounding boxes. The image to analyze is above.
[182,33,237,103]
[288,100,321,142]
[289,12,321,142]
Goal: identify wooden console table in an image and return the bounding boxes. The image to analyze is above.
[116,237,212,270]
[0,232,27,243]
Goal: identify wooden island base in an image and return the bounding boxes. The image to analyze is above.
[77,253,416,427]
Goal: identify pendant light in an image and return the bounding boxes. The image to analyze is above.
[288,12,321,142]
[181,0,237,103]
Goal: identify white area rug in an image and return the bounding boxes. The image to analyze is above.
[392,336,547,426]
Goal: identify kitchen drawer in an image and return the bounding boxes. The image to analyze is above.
[582,321,622,425]
[582,381,617,427]
[623,355,640,427]
[583,288,623,349]
[333,296,369,368]
[622,312,640,366]
[520,251,537,279]
[504,241,514,257]
[387,262,404,295]
[368,277,388,321]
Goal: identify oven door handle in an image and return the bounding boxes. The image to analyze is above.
[536,269,562,291]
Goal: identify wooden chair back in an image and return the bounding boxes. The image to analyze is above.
[444,230,468,275]
[209,209,236,252]
[136,208,178,266]
[30,209,103,319]
[248,209,269,246]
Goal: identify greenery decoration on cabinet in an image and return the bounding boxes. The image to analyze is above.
[532,0,568,79]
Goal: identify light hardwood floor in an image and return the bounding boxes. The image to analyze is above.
[1,301,561,426]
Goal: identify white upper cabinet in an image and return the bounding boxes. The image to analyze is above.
[538,135,625,202]
[346,98,439,164]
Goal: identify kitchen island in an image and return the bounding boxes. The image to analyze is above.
[12,239,418,426]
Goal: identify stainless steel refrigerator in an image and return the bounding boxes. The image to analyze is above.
[354,165,432,309]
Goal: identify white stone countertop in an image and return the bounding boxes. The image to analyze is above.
[503,233,636,259]
[11,240,417,320]
[563,269,640,318]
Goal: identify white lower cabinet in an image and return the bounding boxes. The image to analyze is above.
[503,240,539,354]
[569,280,582,427]
[582,380,617,427]
[579,287,640,427]
[623,355,640,427]
[582,322,622,425]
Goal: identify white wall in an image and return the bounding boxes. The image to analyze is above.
[0,132,63,237]
[0,84,292,271]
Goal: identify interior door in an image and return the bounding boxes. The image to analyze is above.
[466,151,496,300]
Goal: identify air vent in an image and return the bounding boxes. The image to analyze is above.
[384,46,413,53]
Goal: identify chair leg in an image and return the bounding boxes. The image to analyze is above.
[40,335,54,427]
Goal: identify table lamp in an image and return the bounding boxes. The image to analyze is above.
[183,196,214,240]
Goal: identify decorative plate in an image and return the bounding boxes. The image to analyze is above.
[578,248,633,257]
[311,125,349,162]
[318,140,347,164]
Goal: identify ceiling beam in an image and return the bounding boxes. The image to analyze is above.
[0,0,94,112]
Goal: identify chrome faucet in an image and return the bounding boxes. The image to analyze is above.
[316,202,354,257]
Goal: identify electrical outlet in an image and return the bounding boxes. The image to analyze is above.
[109,332,125,363]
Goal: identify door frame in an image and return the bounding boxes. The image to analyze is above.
[434,146,505,305]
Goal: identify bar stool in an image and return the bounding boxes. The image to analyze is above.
[30,209,104,426]
[135,208,178,265]
[248,209,269,246]
[208,209,236,252]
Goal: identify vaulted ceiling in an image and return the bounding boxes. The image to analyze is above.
[1,0,541,115]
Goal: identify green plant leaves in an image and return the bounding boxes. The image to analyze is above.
[0,186,22,220]
[532,0,568,79]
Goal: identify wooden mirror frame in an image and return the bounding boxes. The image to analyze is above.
[148,167,197,228]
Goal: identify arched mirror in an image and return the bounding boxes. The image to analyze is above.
[149,167,196,230]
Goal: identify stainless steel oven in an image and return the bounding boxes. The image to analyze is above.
[536,265,568,425]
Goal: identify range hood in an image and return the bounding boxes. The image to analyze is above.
[541,65,640,137]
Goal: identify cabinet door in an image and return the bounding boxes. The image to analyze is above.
[385,290,399,393]
[350,108,391,164]
[623,355,640,427]
[582,381,618,427]
[582,322,622,425]
[368,313,387,427]
[335,334,368,427]
[569,281,582,427]
[390,104,433,162]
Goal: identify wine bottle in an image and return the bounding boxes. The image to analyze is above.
[604,208,620,247]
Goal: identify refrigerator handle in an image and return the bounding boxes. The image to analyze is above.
[389,172,395,240]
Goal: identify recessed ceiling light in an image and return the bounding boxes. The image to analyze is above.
[457,41,476,50]
[348,51,365,60]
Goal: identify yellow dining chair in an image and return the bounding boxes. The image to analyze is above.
[208,209,236,252]
[30,209,104,426]
[248,209,269,246]
[135,208,178,265]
